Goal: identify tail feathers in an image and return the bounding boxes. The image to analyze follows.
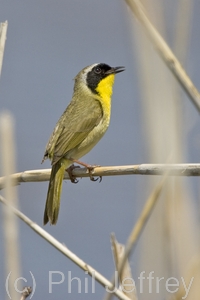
[43,159,69,225]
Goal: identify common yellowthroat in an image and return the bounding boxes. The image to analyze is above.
[42,63,125,225]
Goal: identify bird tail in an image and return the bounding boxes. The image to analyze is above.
[43,158,70,225]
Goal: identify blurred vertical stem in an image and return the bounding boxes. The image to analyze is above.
[104,174,168,300]
[0,112,21,300]
[0,21,8,77]
[123,0,200,113]
[0,21,22,299]
[174,0,193,60]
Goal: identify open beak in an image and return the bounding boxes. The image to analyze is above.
[105,66,125,75]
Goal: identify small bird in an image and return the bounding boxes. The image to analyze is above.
[42,63,125,225]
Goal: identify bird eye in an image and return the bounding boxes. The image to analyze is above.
[94,66,102,74]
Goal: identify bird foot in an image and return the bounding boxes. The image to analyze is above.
[66,164,80,183]
[69,158,102,182]
[86,164,102,183]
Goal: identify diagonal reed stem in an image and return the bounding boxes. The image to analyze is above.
[124,0,200,112]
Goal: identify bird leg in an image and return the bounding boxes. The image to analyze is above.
[69,158,102,182]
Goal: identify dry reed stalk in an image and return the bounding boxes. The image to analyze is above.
[104,174,167,300]
[0,112,21,300]
[0,21,8,77]
[125,0,199,299]
[1,163,200,189]
[111,234,138,300]
[0,195,130,300]
[124,0,200,112]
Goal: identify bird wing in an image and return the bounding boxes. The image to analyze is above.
[44,97,103,165]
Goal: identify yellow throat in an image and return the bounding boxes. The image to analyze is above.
[95,74,115,115]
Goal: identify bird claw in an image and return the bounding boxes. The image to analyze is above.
[87,165,102,183]
[90,176,102,182]
[66,165,80,184]
[67,159,102,183]
[72,178,79,184]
